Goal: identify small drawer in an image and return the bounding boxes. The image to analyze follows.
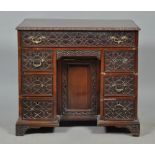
[104,98,135,120]
[22,74,53,96]
[104,50,136,72]
[22,98,54,120]
[21,31,135,47]
[22,49,53,72]
[104,74,136,96]
[56,49,101,59]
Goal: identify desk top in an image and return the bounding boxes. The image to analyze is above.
[16,19,140,31]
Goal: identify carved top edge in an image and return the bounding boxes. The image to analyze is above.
[16,19,140,31]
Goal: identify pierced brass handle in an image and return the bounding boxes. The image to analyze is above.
[112,58,128,63]
[29,36,46,44]
[115,86,124,93]
[32,58,45,68]
[112,83,126,93]
[114,103,127,111]
[109,35,128,44]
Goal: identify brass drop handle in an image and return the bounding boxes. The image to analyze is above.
[114,103,127,111]
[115,86,124,93]
[109,35,128,44]
[32,58,45,68]
[29,36,46,44]
[112,83,126,93]
[112,58,128,63]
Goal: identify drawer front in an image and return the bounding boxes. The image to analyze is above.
[22,74,53,96]
[22,50,53,71]
[104,75,135,96]
[104,98,135,120]
[56,49,101,59]
[22,31,135,47]
[104,50,136,72]
[22,98,54,120]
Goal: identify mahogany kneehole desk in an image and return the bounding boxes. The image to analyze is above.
[16,19,140,136]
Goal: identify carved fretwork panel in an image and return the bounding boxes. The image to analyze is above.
[22,50,53,71]
[104,75,135,96]
[22,99,53,120]
[104,51,135,72]
[57,50,100,59]
[22,31,135,47]
[104,99,135,120]
[61,59,99,116]
[22,75,53,96]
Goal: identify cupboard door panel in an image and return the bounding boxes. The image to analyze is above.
[68,65,91,110]
[60,58,99,118]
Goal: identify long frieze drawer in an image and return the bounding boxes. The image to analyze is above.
[21,31,135,47]
[104,74,136,96]
[104,98,135,120]
[22,49,53,72]
[104,50,136,72]
[22,98,54,120]
[22,74,53,96]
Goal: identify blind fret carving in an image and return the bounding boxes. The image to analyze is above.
[104,51,135,72]
[22,50,53,71]
[22,75,53,96]
[57,50,100,59]
[104,75,135,96]
[22,99,53,120]
[104,99,135,120]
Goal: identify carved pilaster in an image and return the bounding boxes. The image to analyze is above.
[16,124,29,136]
